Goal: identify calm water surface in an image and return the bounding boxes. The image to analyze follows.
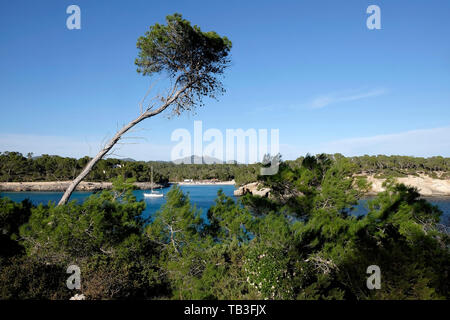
[1,185,449,225]
[0,185,236,221]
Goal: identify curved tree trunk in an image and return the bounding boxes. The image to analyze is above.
[57,84,189,206]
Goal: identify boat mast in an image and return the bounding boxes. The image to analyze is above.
[151,166,154,193]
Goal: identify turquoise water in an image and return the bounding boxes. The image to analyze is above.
[1,185,449,225]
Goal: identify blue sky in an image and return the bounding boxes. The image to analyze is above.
[1,0,449,161]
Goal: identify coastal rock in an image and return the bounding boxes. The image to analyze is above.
[234,182,270,197]
[233,186,245,197]
[366,174,450,196]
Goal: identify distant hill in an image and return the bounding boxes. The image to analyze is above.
[172,155,225,164]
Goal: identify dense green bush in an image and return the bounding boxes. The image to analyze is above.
[2,151,448,186]
[0,255,71,299]
[1,177,167,299]
[0,197,32,258]
[0,156,448,300]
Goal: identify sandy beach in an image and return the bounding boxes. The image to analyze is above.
[173,180,235,186]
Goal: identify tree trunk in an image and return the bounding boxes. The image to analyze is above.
[57,84,189,206]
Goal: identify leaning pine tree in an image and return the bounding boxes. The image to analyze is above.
[58,13,232,205]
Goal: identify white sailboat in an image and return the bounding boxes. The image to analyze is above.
[143,166,164,198]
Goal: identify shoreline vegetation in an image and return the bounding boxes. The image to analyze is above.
[1,152,449,184]
[0,151,449,196]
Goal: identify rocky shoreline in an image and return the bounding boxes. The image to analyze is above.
[365,175,450,197]
[233,182,270,197]
[0,181,168,192]
[234,175,450,198]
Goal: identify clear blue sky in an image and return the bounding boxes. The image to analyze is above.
[1,0,449,161]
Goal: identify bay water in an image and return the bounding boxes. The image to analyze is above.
[1,185,449,225]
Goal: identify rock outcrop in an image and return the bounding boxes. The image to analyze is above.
[234,182,270,197]
[366,174,450,196]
